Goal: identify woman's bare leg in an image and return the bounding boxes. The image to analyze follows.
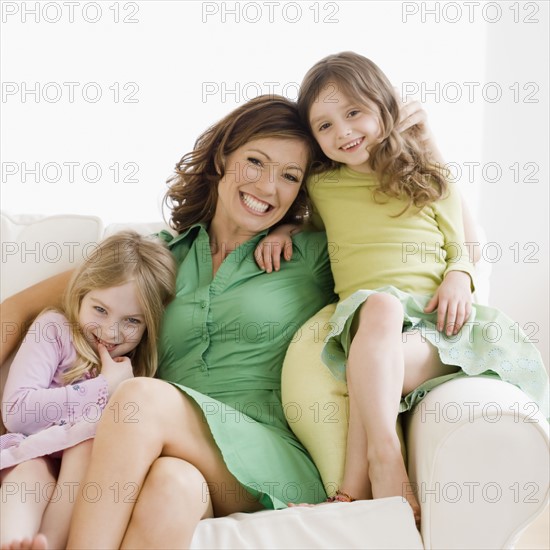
[0,458,57,547]
[121,457,213,550]
[67,377,262,550]
[39,440,93,550]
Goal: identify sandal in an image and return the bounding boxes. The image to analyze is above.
[325,489,357,503]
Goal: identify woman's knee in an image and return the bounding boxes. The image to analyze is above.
[131,458,211,524]
[111,377,166,402]
[110,377,182,416]
[99,378,178,434]
[152,458,207,498]
[103,379,207,452]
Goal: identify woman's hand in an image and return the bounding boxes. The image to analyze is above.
[424,271,473,336]
[254,224,299,273]
[396,98,430,140]
[395,93,444,164]
[98,343,134,395]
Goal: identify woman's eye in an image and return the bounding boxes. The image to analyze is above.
[247,157,262,167]
[126,318,141,325]
[284,173,300,183]
[94,306,106,314]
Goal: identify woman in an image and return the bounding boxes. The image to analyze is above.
[1,96,337,549]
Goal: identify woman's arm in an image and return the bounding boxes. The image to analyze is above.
[398,99,480,264]
[460,194,482,264]
[0,270,74,366]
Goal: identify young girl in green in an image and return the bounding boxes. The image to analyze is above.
[256,52,548,522]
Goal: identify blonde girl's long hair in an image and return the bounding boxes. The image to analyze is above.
[298,51,449,212]
[164,95,321,233]
[61,230,177,384]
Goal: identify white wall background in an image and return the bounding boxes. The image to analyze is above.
[1,1,548,365]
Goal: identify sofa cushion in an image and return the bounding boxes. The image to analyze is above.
[1,212,103,301]
[190,496,422,549]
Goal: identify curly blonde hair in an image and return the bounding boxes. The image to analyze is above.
[298,51,449,213]
[60,230,176,384]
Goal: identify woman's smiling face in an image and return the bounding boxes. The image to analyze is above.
[213,137,308,236]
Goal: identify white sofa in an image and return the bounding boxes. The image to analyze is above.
[1,211,548,549]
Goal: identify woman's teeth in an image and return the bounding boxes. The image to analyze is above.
[241,192,270,213]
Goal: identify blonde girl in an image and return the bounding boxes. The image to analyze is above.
[0,230,176,550]
[257,52,548,522]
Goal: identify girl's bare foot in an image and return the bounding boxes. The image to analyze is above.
[368,445,421,526]
[1,534,48,550]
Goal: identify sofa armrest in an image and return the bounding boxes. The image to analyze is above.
[404,376,549,550]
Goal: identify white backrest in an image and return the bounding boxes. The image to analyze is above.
[1,211,491,305]
[1,212,104,302]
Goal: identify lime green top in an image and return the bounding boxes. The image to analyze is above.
[307,166,475,300]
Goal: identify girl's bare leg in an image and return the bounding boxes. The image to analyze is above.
[0,535,48,550]
[39,440,94,550]
[340,331,453,502]
[121,457,213,550]
[344,296,459,522]
[339,392,371,500]
[67,377,262,550]
[401,330,459,395]
[345,293,411,510]
[0,457,57,547]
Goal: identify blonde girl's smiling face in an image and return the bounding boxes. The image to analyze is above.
[214,137,308,237]
[309,85,382,173]
[78,281,147,358]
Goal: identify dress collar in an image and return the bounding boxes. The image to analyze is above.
[165,222,270,249]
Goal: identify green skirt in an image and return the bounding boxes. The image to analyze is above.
[322,286,549,419]
[167,383,327,509]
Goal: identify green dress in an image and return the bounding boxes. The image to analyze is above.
[156,224,337,509]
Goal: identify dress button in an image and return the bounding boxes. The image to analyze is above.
[200,300,208,308]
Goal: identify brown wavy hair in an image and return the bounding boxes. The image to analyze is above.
[298,51,449,213]
[164,95,322,233]
[61,231,177,383]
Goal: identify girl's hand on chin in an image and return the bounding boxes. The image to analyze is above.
[98,343,134,395]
